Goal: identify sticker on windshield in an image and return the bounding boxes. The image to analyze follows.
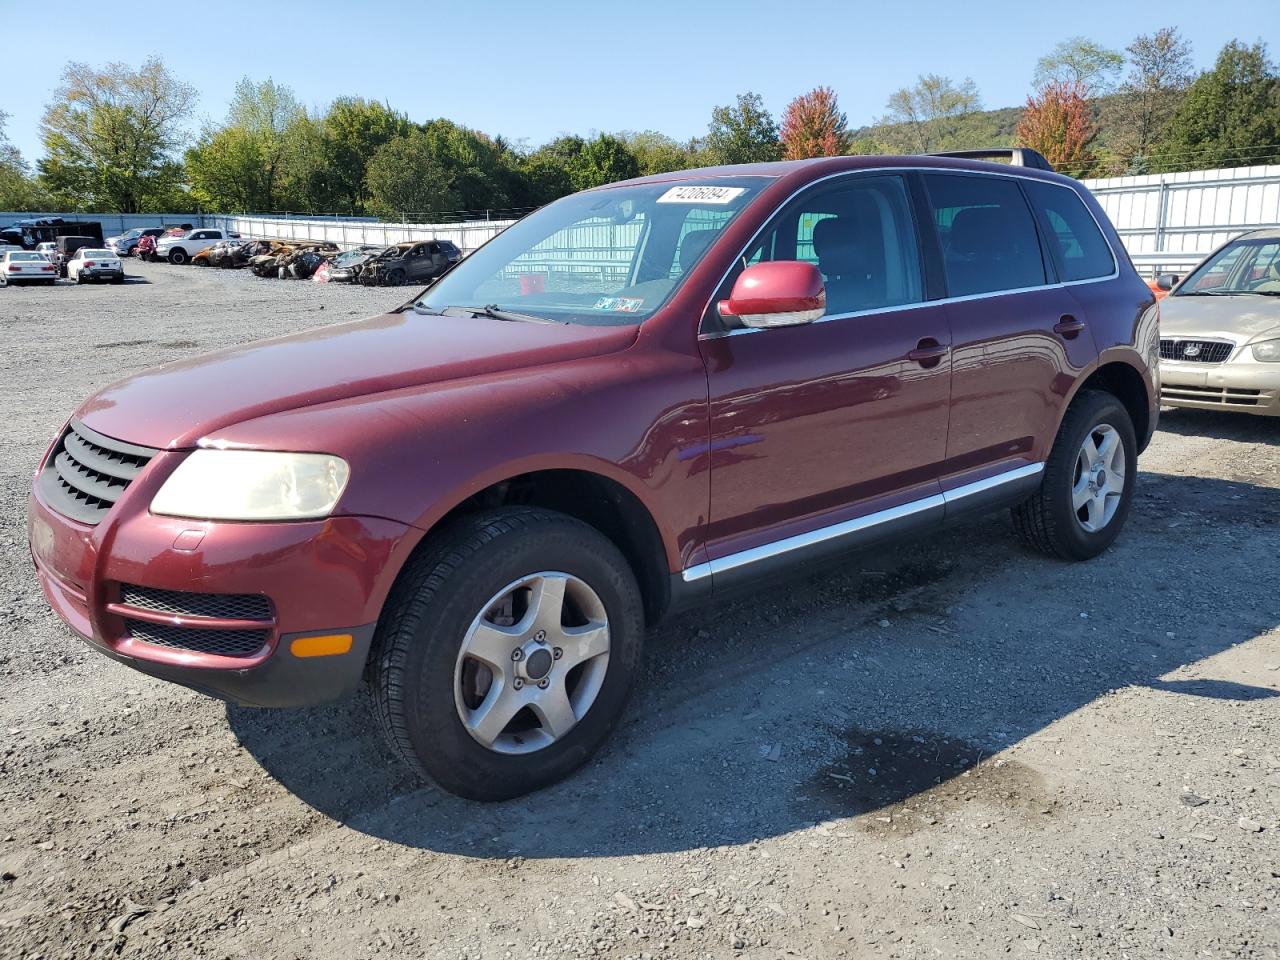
[656,185,746,205]
[594,296,645,313]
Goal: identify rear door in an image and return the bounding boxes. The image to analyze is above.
[921,172,1096,489]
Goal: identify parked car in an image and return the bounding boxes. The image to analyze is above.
[65,247,124,284]
[155,228,236,265]
[0,219,102,250]
[1156,229,1280,416]
[35,242,56,260]
[27,150,1158,800]
[106,227,167,257]
[358,240,461,286]
[53,235,100,278]
[0,249,57,286]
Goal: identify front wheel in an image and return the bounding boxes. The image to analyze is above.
[371,507,644,800]
[1012,390,1137,561]
[168,249,187,265]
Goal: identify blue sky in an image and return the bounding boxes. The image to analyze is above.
[2,0,1271,163]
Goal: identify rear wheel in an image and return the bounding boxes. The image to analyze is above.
[371,507,644,800]
[1012,390,1137,560]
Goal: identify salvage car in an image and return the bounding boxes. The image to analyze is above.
[53,235,99,278]
[65,247,124,284]
[1157,229,1280,416]
[27,150,1158,800]
[318,245,385,283]
[359,240,461,286]
[0,249,58,286]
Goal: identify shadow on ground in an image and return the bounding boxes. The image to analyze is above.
[227,471,1279,859]
[1157,406,1279,446]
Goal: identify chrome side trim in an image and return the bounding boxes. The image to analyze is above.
[942,462,1044,505]
[683,462,1044,583]
[699,166,1121,341]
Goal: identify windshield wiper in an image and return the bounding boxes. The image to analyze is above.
[459,304,565,324]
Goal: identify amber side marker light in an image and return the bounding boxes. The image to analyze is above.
[290,634,354,658]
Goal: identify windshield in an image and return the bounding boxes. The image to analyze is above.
[416,177,769,325]
[122,229,142,240]
[1177,237,1280,295]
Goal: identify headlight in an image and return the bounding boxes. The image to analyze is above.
[1251,339,1280,362]
[151,450,350,520]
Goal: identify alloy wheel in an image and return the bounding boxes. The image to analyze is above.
[1072,423,1125,533]
[454,571,610,755]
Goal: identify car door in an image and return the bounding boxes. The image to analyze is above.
[920,172,1097,492]
[697,173,953,577]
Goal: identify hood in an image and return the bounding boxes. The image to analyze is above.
[76,311,639,449]
[1160,294,1280,343]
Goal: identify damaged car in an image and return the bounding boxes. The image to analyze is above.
[358,240,461,287]
[316,245,385,283]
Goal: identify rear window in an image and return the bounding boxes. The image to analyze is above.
[8,252,43,261]
[1023,180,1115,282]
[80,250,112,258]
[924,173,1047,297]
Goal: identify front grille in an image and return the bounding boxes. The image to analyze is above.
[1160,339,1234,363]
[119,585,272,622]
[39,420,157,525]
[125,619,268,658]
[1161,385,1262,406]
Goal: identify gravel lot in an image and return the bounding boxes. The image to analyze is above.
[1,260,1277,960]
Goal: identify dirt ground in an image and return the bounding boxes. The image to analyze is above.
[0,260,1277,960]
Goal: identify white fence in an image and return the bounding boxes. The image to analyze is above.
[203,214,516,254]
[7,162,1280,273]
[1082,164,1280,275]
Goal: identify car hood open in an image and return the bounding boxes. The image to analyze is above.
[1160,294,1280,342]
[76,310,639,449]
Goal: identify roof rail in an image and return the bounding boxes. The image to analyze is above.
[928,148,1054,172]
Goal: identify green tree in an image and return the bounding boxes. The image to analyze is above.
[0,110,48,210]
[880,75,982,153]
[322,97,410,213]
[38,57,196,212]
[1033,36,1124,96]
[185,126,264,212]
[621,131,694,175]
[704,93,780,165]
[364,128,456,219]
[1156,40,1280,170]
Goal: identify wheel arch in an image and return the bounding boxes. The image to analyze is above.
[1059,357,1155,454]
[396,464,675,626]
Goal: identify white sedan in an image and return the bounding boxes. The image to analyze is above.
[66,248,125,284]
[0,250,58,286]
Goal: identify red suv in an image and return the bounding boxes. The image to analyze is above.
[28,152,1159,800]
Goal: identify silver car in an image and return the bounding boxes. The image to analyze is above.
[1157,229,1280,417]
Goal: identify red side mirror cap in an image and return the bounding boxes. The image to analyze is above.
[719,261,826,329]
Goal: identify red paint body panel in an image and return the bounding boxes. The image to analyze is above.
[28,153,1158,706]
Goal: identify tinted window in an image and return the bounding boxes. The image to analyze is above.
[925,174,1046,296]
[727,175,923,316]
[1024,180,1114,281]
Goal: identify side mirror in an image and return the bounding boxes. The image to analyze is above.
[1156,273,1180,291]
[718,261,826,329]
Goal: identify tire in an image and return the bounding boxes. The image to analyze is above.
[75,272,85,284]
[385,268,406,287]
[371,506,644,801]
[168,249,187,265]
[1012,389,1137,561]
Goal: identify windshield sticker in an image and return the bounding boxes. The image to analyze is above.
[656,185,746,205]
[594,296,645,313]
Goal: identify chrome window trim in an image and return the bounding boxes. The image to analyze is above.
[698,165,1121,341]
[682,462,1044,582]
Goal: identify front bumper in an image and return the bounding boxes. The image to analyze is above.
[1160,357,1280,416]
[28,449,420,707]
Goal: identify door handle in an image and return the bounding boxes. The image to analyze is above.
[1054,315,1086,338]
[906,339,950,367]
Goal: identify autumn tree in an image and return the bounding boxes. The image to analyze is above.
[39,58,195,212]
[780,87,849,160]
[1017,81,1097,173]
[704,93,781,165]
[880,75,982,153]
